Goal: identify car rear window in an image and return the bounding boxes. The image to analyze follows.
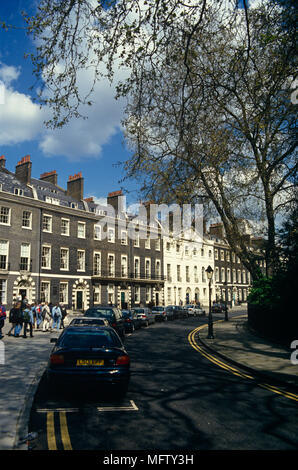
[85,308,114,319]
[133,309,144,313]
[153,307,164,311]
[58,330,121,349]
[71,318,105,325]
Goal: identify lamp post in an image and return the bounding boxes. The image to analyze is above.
[205,265,214,339]
[223,281,229,321]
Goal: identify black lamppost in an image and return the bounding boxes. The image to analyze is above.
[205,265,214,339]
[223,280,229,321]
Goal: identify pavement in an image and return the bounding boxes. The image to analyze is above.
[198,308,298,393]
[0,306,297,451]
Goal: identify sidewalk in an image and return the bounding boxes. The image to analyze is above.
[198,311,298,392]
[0,321,58,450]
[0,310,83,450]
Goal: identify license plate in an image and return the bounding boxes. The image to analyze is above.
[76,359,104,366]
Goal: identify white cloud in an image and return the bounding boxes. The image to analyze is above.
[0,63,20,85]
[0,82,45,145]
[39,75,126,160]
[0,61,126,159]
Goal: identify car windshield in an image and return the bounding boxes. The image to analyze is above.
[152,307,164,311]
[133,309,144,313]
[84,308,114,318]
[58,330,121,349]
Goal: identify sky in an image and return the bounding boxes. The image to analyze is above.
[0,0,140,207]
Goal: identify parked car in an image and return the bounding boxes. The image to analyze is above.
[46,325,130,397]
[211,303,226,313]
[151,306,168,322]
[165,305,186,320]
[184,304,203,316]
[69,317,110,327]
[132,308,155,327]
[84,306,126,339]
[121,309,143,333]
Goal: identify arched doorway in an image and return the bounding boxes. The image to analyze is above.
[186,288,191,304]
[13,275,36,305]
[72,279,90,311]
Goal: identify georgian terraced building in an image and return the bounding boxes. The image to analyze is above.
[0,155,164,310]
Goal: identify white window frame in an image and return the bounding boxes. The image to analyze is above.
[0,206,11,226]
[0,279,7,304]
[145,258,151,279]
[22,211,32,229]
[108,227,115,243]
[94,224,102,240]
[121,230,128,245]
[60,247,69,271]
[77,250,85,272]
[0,240,9,270]
[134,256,140,279]
[77,221,86,239]
[42,214,52,233]
[40,281,51,303]
[59,282,68,304]
[20,243,31,271]
[108,253,115,277]
[93,251,101,276]
[121,255,128,277]
[61,218,70,236]
[41,244,51,269]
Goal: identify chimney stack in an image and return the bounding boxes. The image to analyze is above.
[107,190,125,215]
[67,172,84,201]
[15,155,32,184]
[0,155,6,169]
[209,222,225,239]
[40,170,58,185]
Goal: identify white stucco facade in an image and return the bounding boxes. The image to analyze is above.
[163,228,215,308]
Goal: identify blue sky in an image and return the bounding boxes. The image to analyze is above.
[0,0,139,206]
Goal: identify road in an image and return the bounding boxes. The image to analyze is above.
[28,312,298,451]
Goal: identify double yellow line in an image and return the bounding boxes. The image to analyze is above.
[47,411,72,450]
[188,321,298,403]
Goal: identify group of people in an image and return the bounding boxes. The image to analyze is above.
[0,299,68,339]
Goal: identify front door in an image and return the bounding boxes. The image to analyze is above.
[76,291,83,310]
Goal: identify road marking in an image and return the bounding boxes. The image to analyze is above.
[97,400,139,412]
[37,408,79,413]
[46,412,57,450]
[59,412,73,450]
[188,318,298,403]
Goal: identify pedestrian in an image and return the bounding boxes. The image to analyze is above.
[61,304,68,329]
[7,302,20,336]
[31,303,37,329]
[22,304,34,338]
[0,302,6,339]
[7,302,22,337]
[35,302,43,329]
[42,302,51,332]
[52,303,62,331]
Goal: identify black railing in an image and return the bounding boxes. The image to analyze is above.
[92,270,165,281]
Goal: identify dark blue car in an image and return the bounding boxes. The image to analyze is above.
[121,310,143,333]
[46,326,130,397]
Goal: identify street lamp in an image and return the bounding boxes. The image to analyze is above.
[205,265,214,339]
[223,281,229,321]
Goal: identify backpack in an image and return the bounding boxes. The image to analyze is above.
[23,309,31,323]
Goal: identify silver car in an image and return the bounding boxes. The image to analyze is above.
[132,308,155,327]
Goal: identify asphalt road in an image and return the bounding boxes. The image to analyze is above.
[28,313,298,451]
